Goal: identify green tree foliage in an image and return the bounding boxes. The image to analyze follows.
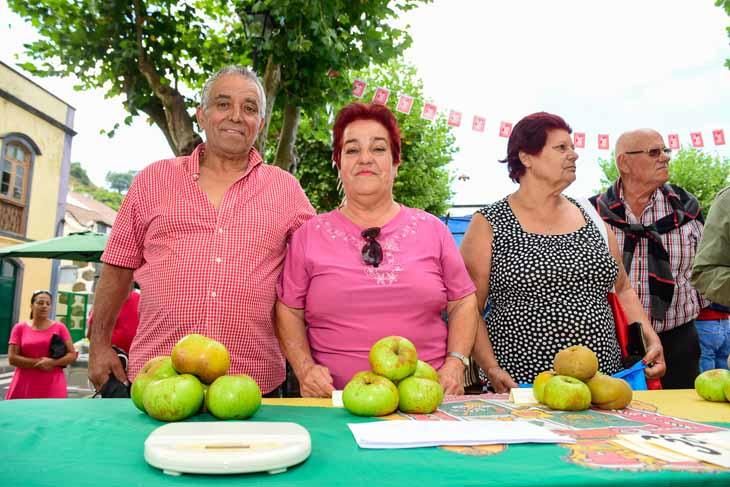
[69,163,124,210]
[294,59,455,216]
[597,148,730,216]
[69,162,91,186]
[8,0,426,168]
[105,170,138,194]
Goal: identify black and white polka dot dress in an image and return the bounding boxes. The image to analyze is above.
[479,197,623,384]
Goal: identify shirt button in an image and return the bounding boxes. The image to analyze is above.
[215,257,222,263]
[192,174,199,181]
[210,291,217,298]
[218,228,224,234]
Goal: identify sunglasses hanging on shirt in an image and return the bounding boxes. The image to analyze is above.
[361,227,383,268]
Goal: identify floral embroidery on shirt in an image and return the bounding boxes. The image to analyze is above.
[315,210,428,286]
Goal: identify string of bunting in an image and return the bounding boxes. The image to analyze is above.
[351,79,727,151]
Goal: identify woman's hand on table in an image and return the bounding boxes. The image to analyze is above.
[299,364,335,398]
[438,359,465,395]
[486,366,518,393]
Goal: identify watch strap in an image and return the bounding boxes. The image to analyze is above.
[447,351,469,367]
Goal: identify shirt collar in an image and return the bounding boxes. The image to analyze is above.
[187,143,264,181]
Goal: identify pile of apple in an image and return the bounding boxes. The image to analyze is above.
[342,336,444,417]
[131,334,262,422]
[694,369,730,403]
[532,345,633,411]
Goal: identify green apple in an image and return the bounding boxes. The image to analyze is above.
[142,374,205,421]
[412,360,440,382]
[369,336,418,381]
[343,371,399,416]
[205,374,262,420]
[130,356,178,412]
[542,375,591,411]
[725,379,730,402]
[532,370,557,404]
[397,376,444,414]
[171,333,230,384]
[587,374,633,410]
[694,369,730,402]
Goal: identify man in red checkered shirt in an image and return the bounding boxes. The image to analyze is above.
[88,66,315,396]
[591,129,705,389]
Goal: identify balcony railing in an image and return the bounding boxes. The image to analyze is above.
[0,198,25,235]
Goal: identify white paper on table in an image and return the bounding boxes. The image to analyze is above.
[692,430,730,450]
[616,433,730,468]
[331,390,344,408]
[644,435,730,468]
[347,420,575,449]
[611,437,694,463]
[509,388,538,406]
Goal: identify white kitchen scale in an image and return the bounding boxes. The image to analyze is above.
[144,422,311,476]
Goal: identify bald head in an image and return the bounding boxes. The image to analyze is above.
[615,129,663,155]
[615,128,670,190]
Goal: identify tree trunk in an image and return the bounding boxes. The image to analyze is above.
[255,55,281,156]
[274,104,301,172]
[132,0,201,156]
[139,97,177,155]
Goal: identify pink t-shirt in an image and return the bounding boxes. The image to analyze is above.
[277,206,476,389]
[6,321,71,399]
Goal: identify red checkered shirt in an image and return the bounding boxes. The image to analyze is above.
[102,144,315,393]
[616,183,706,333]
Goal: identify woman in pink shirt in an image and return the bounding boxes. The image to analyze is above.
[6,290,77,399]
[276,103,478,397]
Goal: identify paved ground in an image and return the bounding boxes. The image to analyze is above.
[0,354,94,399]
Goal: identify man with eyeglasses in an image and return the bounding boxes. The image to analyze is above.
[590,128,705,389]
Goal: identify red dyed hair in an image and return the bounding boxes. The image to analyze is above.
[500,112,572,183]
[332,103,401,167]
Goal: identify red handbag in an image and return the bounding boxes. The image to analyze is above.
[608,292,662,390]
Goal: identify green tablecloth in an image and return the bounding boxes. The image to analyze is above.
[0,399,728,486]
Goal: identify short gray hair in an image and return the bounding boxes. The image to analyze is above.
[200,66,266,119]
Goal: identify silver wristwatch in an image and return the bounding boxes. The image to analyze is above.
[447,351,469,368]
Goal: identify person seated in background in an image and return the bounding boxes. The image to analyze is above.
[6,290,77,399]
[87,283,140,368]
[692,186,730,371]
[275,102,478,397]
[460,112,665,392]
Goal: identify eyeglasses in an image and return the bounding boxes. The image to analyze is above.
[361,227,383,268]
[624,147,672,158]
[32,289,51,297]
[551,143,576,154]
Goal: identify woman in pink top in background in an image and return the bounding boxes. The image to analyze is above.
[276,103,478,397]
[6,290,77,399]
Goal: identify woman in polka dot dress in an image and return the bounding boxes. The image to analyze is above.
[461,112,666,391]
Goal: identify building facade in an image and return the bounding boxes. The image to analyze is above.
[0,61,75,353]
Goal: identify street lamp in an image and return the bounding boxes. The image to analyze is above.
[242,10,274,70]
